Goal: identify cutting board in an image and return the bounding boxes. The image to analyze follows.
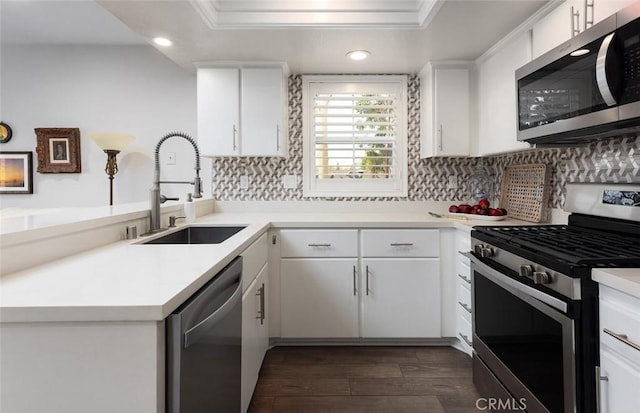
[499,164,551,223]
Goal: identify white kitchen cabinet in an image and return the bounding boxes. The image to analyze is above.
[474,31,532,156]
[240,233,269,413]
[361,229,441,338]
[280,258,359,338]
[361,258,440,338]
[197,64,288,157]
[597,285,640,413]
[420,62,470,157]
[454,229,473,355]
[277,228,443,340]
[241,264,269,413]
[532,0,583,59]
[532,0,635,59]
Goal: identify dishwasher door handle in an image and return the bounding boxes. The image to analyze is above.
[184,279,242,348]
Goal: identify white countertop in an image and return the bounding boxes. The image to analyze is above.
[592,268,640,300]
[0,210,535,323]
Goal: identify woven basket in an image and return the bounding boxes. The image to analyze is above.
[499,164,551,223]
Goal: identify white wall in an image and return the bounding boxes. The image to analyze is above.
[0,44,211,208]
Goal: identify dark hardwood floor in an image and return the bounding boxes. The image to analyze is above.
[248,346,482,413]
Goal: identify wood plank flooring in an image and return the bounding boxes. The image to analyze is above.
[248,346,482,413]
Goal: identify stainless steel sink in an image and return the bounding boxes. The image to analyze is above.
[142,226,246,244]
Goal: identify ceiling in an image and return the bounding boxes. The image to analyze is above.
[1,0,548,74]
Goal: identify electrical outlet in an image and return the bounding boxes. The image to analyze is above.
[240,175,249,189]
[282,174,298,189]
[448,175,458,189]
[165,152,176,165]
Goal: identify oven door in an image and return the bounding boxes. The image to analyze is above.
[470,254,576,413]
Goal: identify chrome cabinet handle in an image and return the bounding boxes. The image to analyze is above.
[232,124,238,151]
[276,125,280,151]
[457,273,471,284]
[255,283,265,325]
[595,365,608,413]
[459,333,472,347]
[571,6,581,37]
[596,33,618,107]
[604,328,640,351]
[366,265,370,296]
[458,301,472,314]
[584,0,594,30]
[438,124,443,152]
[390,243,414,247]
[353,266,357,296]
[308,243,331,247]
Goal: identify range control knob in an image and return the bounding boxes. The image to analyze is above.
[474,245,483,255]
[480,247,495,258]
[519,265,534,278]
[533,271,552,285]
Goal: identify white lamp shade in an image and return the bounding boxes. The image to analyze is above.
[89,133,135,151]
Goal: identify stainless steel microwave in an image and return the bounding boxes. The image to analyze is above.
[516,2,640,144]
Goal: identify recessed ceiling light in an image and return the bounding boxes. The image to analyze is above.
[153,37,173,47]
[570,48,590,57]
[346,50,371,61]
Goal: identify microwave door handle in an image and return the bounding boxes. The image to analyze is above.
[596,32,618,107]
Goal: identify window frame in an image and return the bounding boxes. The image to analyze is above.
[302,75,408,198]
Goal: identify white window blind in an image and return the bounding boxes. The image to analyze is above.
[303,76,408,197]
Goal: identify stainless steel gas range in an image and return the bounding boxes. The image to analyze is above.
[469,183,640,413]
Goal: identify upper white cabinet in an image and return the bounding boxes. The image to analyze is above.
[532,0,636,59]
[420,62,471,157]
[197,64,288,157]
[474,31,532,156]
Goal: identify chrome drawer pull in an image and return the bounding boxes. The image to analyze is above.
[307,243,331,247]
[459,333,472,347]
[457,274,471,284]
[458,301,472,314]
[604,328,640,351]
[595,366,608,413]
[352,266,357,296]
[390,243,414,247]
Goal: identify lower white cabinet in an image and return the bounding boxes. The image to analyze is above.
[280,258,359,338]
[277,228,442,340]
[454,229,473,355]
[241,234,269,413]
[597,285,640,413]
[362,258,440,338]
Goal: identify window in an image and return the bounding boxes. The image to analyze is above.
[302,75,408,197]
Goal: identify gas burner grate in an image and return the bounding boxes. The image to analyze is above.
[476,225,640,267]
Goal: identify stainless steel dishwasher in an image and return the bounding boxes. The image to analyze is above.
[167,257,242,413]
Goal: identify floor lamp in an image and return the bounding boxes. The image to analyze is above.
[89,133,135,206]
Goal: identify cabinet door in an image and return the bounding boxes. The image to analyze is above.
[592,0,636,26]
[475,32,532,156]
[197,68,240,156]
[362,258,441,338]
[434,68,469,156]
[599,348,640,413]
[280,258,359,338]
[532,0,582,59]
[241,68,285,156]
[241,263,269,413]
[420,65,469,158]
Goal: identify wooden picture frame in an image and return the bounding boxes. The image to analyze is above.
[35,128,82,173]
[0,151,34,194]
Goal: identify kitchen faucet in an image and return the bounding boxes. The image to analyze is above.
[149,131,202,233]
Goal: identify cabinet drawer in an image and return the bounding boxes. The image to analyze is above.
[600,286,640,361]
[361,229,439,257]
[280,229,358,258]
[458,315,473,349]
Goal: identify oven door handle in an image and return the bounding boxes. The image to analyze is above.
[469,252,568,314]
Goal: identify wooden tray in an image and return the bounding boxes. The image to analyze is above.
[499,164,551,223]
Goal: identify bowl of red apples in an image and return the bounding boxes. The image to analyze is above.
[448,198,508,220]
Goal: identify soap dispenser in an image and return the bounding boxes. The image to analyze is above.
[184,193,196,223]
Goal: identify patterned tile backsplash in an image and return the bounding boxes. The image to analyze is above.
[211,75,640,209]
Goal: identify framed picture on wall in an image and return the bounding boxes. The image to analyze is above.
[0,152,34,194]
[35,128,82,173]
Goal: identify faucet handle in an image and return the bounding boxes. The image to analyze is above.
[160,195,180,204]
[169,216,186,227]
